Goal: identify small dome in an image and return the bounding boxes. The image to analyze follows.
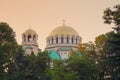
[23,28,37,35]
[48,26,79,37]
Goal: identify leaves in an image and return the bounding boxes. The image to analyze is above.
[46,52,99,80]
[0,22,18,80]
[103,4,120,26]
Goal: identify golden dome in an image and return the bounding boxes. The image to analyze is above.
[49,26,79,36]
[23,28,37,35]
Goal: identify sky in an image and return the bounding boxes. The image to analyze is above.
[0,0,120,50]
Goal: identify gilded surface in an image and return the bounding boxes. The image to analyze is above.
[49,26,79,36]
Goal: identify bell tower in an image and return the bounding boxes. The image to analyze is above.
[22,28,40,55]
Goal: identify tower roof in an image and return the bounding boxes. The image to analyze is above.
[23,28,37,35]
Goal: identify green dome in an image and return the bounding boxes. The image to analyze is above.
[49,26,79,36]
[48,50,61,60]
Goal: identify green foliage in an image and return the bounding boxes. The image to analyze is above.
[46,60,80,80]
[8,51,50,80]
[95,33,110,80]
[0,22,18,80]
[103,4,120,80]
[0,22,16,44]
[95,34,108,48]
[7,47,25,80]
[0,22,51,80]
[103,4,120,26]
[105,31,120,80]
[95,31,120,80]
[46,52,99,80]
[78,42,97,64]
[69,53,99,80]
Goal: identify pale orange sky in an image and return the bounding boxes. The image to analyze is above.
[0,0,120,50]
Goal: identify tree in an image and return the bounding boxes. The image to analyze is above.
[78,42,97,64]
[7,46,25,80]
[46,51,99,80]
[105,31,120,80]
[46,59,80,80]
[95,34,109,80]
[0,22,16,43]
[103,4,120,80]
[68,52,99,80]
[8,51,50,80]
[0,22,18,80]
[103,4,120,32]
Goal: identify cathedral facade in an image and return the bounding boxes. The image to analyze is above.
[21,22,82,59]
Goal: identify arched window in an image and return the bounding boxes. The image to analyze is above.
[67,36,69,43]
[33,35,36,41]
[61,36,64,43]
[28,34,32,41]
[76,38,78,44]
[52,38,54,44]
[56,37,58,44]
[72,37,74,44]
[49,39,50,44]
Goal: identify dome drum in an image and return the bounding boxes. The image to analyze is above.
[46,35,81,46]
[46,44,78,49]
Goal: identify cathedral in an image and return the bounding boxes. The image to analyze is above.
[21,21,82,59]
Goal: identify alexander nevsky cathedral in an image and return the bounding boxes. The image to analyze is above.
[21,21,82,60]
